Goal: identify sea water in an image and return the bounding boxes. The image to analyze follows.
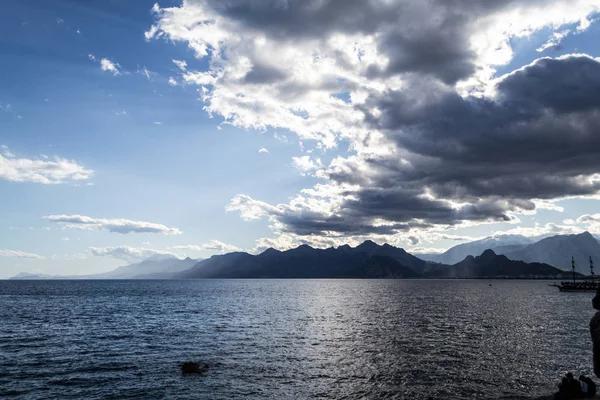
[0,279,594,399]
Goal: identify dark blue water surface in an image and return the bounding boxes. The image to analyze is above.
[0,279,595,399]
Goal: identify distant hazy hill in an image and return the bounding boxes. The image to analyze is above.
[10,255,199,280]
[504,231,600,274]
[419,235,534,264]
[94,255,199,279]
[10,272,54,280]
[424,250,573,279]
[179,241,427,279]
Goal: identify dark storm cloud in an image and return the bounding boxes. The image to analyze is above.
[362,56,600,171]
[268,188,529,236]
[498,56,600,113]
[209,0,387,37]
[243,62,288,84]
[288,191,521,235]
[200,0,526,84]
[372,56,600,160]
[343,187,459,223]
[276,209,432,236]
[270,55,600,237]
[155,2,600,238]
[340,55,600,220]
[408,236,419,245]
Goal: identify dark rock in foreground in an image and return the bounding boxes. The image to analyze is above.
[181,362,209,375]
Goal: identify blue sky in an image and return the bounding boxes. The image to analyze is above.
[2,0,600,278]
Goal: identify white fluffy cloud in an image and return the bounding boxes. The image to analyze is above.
[258,147,269,154]
[100,58,121,75]
[1,144,15,158]
[0,249,44,259]
[147,0,600,145]
[536,29,572,52]
[291,156,322,175]
[171,240,241,254]
[43,215,182,235]
[566,214,600,234]
[89,54,121,75]
[89,246,177,263]
[406,247,446,255]
[492,223,583,238]
[0,146,93,184]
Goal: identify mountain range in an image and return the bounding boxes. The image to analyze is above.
[422,250,573,279]
[419,231,600,274]
[178,241,424,279]
[503,232,600,274]
[426,232,600,274]
[11,231,599,280]
[176,240,569,279]
[418,235,535,264]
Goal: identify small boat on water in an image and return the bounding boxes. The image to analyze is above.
[551,256,600,292]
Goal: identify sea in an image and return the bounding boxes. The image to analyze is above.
[0,279,596,399]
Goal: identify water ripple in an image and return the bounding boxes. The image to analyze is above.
[0,279,595,399]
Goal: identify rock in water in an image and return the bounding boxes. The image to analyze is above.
[181,361,209,374]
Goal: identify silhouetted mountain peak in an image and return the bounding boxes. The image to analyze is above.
[178,242,423,279]
[427,234,534,264]
[260,248,282,257]
[428,248,569,278]
[479,249,497,259]
[576,231,596,241]
[282,244,317,256]
[296,244,314,251]
[356,240,379,250]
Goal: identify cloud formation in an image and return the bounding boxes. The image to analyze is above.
[148,0,600,248]
[492,223,584,238]
[137,66,156,80]
[89,246,177,263]
[43,215,182,235]
[100,59,120,75]
[292,156,321,175]
[171,240,241,254]
[1,144,15,158]
[537,29,571,52]
[0,249,44,259]
[89,54,121,75]
[567,214,600,234]
[0,146,93,184]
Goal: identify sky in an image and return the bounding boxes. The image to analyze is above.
[2,0,600,278]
